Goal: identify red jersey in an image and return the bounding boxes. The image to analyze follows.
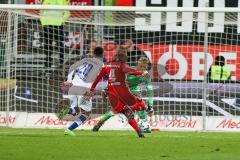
[91,61,142,91]
[91,62,143,106]
[91,61,145,112]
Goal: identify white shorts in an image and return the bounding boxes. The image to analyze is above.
[63,95,92,112]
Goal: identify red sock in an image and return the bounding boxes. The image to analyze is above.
[128,118,140,132]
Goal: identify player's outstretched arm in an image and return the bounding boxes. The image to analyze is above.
[84,67,107,101]
[121,63,143,75]
[90,66,107,92]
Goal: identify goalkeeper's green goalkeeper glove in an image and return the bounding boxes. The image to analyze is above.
[146,105,153,114]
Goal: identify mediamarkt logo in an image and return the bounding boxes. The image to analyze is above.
[0,114,16,124]
[217,119,240,129]
[34,116,67,126]
[150,119,197,128]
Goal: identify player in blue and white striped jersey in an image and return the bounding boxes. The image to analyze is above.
[60,47,104,136]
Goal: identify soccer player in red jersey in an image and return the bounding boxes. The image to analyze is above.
[85,49,148,137]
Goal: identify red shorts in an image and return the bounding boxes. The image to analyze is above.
[108,85,144,113]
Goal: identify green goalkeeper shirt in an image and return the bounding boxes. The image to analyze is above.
[126,74,153,106]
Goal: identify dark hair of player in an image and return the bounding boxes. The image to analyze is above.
[112,53,128,62]
[112,48,128,62]
[94,46,104,58]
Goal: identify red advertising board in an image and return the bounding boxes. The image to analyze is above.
[115,0,133,6]
[103,43,240,81]
[25,0,92,18]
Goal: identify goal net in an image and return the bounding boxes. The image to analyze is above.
[0,5,240,128]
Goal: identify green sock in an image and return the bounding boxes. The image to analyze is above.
[137,110,147,120]
[98,111,114,125]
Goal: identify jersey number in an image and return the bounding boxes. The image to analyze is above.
[75,62,93,81]
[109,68,116,82]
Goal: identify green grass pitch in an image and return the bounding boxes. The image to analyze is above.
[0,128,240,160]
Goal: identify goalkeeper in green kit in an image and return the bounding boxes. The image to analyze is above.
[93,57,154,133]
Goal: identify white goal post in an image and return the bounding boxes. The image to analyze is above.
[1,4,240,131]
